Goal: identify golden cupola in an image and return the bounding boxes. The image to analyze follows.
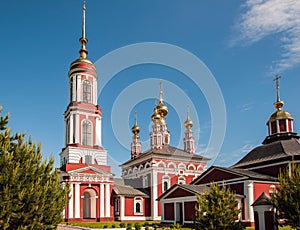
[264,76,296,144]
[131,114,141,138]
[69,2,96,77]
[151,107,162,124]
[184,112,193,130]
[155,81,168,118]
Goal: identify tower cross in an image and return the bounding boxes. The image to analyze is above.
[274,75,281,102]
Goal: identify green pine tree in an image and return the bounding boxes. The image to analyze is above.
[0,106,69,229]
[195,182,244,230]
[271,161,300,230]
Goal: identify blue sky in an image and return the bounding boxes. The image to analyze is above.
[1,0,300,176]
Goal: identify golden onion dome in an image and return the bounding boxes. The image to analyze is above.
[184,116,193,129]
[156,102,168,117]
[268,109,294,123]
[151,108,161,123]
[131,123,140,135]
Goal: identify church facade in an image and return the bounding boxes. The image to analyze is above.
[59,3,300,226]
[59,3,207,223]
[158,77,300,227]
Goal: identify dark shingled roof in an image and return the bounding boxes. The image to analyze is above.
[122,145,209,166]
[252,192,272,206]
[113,184,149,197]
[220,167,278,181]
[232,138,300,168]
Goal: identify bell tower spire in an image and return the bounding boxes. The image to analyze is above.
[79,1,88,59]
[183,105,195,154]
[131,112,142,159]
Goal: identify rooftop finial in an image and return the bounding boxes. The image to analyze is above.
[79,1,88,59]
[134,111,137,125]
[273,75,284,110]
[274,75,281,102]
[159,80,163,103]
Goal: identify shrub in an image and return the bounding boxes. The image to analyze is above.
[120,222,126,228]
[134,222,142,230]
[127,223,133,230]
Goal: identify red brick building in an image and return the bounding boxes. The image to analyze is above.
[158,77,300,227]
[59,3,208,222]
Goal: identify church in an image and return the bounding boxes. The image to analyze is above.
[59,3,208,222]
[59,3,300,226]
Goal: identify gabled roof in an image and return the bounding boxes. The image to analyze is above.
[60,163,113,176]
[232,138,300,168]
[252,192,272,206]
[113,184,149,197]
[192,166,277,185]
[122,145,209,167]
[157,184,209,201]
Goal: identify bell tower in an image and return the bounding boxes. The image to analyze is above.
[60,2,107,167]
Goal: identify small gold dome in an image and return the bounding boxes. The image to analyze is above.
[184,117,193,129]
[160,117,166,125]
[131,123,140,135]
[268,109,294,123]
[151,108,161,123]
[156,102,168,117]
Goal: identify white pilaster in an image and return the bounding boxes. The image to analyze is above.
[151,170,158,219]
[72,76,76,101]
[77,75,82,102]
[93,77,97,105]
[245,181,254,222]
[69,114,74,144]
[75,113,79,143]
[74,183,80,218]
[105,184,110,217]
[68,183,74,219]
[100,183,104,217]
[95,117,101,146]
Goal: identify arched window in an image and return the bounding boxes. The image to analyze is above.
[82,80,92,103]
[162,175,170,193]
[82,120,92,146]
[136,202,141,213]
[134,197,143,214]
[178,177,186,185]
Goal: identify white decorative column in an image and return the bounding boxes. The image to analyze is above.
[120,196,125,220]
[151,170,158,219]
[75,113,79,143]
[244,181,254,222]
[95,117,101,146]
[72,76,76,101]
[100,183,104,217]
[69,114,73,144]
[105,184,110,217]
[77,75,82,102]
[68,183,74,219]
[74,183,80,218]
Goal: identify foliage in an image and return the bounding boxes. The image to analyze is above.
[134,222,141,230]
[120,222,126,228]
[271,162,300,230]
[0,107,69,229]
[195,182,244,230]
[170,223,182,229]
[126,222,133,230]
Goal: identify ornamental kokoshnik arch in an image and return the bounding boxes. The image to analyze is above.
[95,42,226,165]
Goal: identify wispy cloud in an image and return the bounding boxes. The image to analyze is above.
[215,143,255,166]
[232,0,300,72]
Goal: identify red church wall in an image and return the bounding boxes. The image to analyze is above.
[124,197,134,216]
[164,203,174,220]
[194,169,241,184]
[184,201,196,221]
[253,183,274,201]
